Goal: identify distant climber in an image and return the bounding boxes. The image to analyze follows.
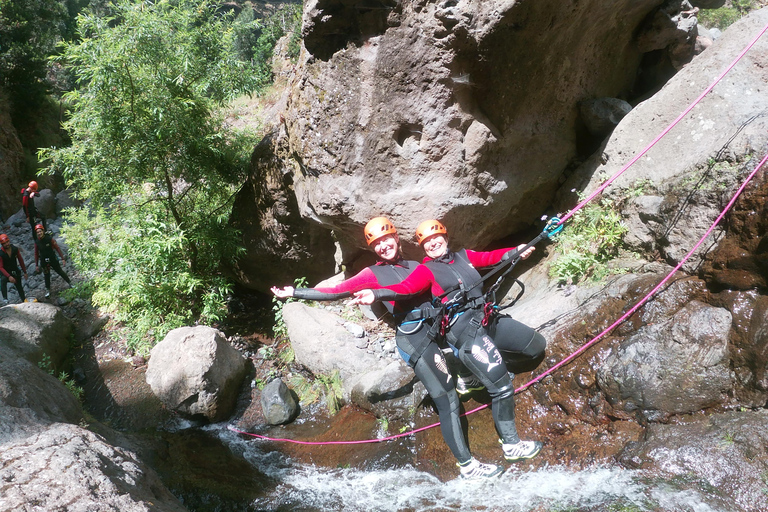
[33,224,71,298]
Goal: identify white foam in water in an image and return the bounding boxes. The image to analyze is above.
[212,425,728,512]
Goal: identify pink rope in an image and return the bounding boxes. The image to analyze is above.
[557,18,768,226]
[232,149,767,446]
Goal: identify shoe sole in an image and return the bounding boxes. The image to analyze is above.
[504,443,543,463]
[456,385,485,395]
[460,466,504,479]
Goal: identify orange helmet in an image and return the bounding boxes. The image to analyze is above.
[0,234,8,244]
[415,219,448,245]
[364,217,397,246]
[28,181,38,191]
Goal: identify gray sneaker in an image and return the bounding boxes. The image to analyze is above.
[455,374,484,395]
[458,458,503,479]
[501,439,543,462]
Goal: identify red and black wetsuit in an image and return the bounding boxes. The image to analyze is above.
[1,243,27,301]
[21,188,44,243]
[290,257,475,464]
[372,247,547,445]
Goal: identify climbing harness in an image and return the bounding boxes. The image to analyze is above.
[230,18,768,447]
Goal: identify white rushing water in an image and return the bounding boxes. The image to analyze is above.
[209,424,730,512]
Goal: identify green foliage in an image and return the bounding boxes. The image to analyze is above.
[289,369,344,415]
[698,0,756,30]
[39,0,260,352]
[252,4,302,86]
[0,0,69,106]
[549,197,628,285]
[272,276,309,339]
[38,353,83,401]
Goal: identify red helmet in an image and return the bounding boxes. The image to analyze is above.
[364,217,397,246]
[415,219,448,245]
[0,234,9,244]
[34,224,45,232]
[28,181,38,192]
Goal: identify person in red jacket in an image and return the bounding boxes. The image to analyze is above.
[352,219,546,464]
[0,234,28,304]
[21,181,45,243]
[272,217,504,479]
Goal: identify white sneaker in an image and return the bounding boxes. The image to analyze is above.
[458,458,503,479]
[501,439,543,462]
[44,291,50,298]
[1,299,7,306]
[455,374,484,395]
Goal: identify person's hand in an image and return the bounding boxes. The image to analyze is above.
[517,244,535,260]
[8,276,15,284]
[34,266,40,275]
[270,286,295,298]
[350,289,375,305]
[23,273,28,280]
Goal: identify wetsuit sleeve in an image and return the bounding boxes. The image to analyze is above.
[371,264,434,301]
[465,247,518,268]
[0,258,8,278]
[16,250,26,273]
[34,245,39,265]
[51,239,64,259]
[314,267,382,294]
[292,288,353,301]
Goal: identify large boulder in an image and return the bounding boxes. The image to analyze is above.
[0,422,188,512]
[145,326,248,422]
[560,8,768,270]
[0,302,73,368]
[282,302,415,417]
[232,0,704,290]
[0,344,83,443]
[0,100,24,222]
[597,300,733,421]
[620,409,768,512]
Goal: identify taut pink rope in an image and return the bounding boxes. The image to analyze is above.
[557,18,768,226]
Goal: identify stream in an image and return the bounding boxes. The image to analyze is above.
[154,421,733,512]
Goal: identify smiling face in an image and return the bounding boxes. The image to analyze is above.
[422,234,448,259]
[35,228,44,239]
[373,234,400,262]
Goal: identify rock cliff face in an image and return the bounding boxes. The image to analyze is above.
[232,0,707,289]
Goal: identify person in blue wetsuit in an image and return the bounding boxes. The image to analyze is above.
[352,219,546,464]
[272,217,503,479]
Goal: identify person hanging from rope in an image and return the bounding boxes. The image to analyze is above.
[34,224,71,298]
[0,233,28,305]
[21,181,45,244]
[271,217,504,479]
[351,219,547,464]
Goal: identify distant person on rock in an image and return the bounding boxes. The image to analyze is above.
[352,219,547,466]
[0,233,28,304]
[271,217,503,479]
[21,181,45,243]
[33,224,71,298]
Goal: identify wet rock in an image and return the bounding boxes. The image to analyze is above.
[146,326,248,422]
[260,378,299,425]
[598,300,732,420]
[0,302,73,368]
[619,409,768,512]
[0,422,187,512]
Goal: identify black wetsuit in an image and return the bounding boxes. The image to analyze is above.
[372,248,547,445]
[1,244,26,302]
[22,189,45,243]
[34,231,71,291]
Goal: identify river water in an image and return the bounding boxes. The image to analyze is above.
[200,423,729,512]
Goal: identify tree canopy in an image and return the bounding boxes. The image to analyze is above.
[41,0,263,351]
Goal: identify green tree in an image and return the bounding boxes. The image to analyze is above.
[0,0,68,105]
[40,0,260,353]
